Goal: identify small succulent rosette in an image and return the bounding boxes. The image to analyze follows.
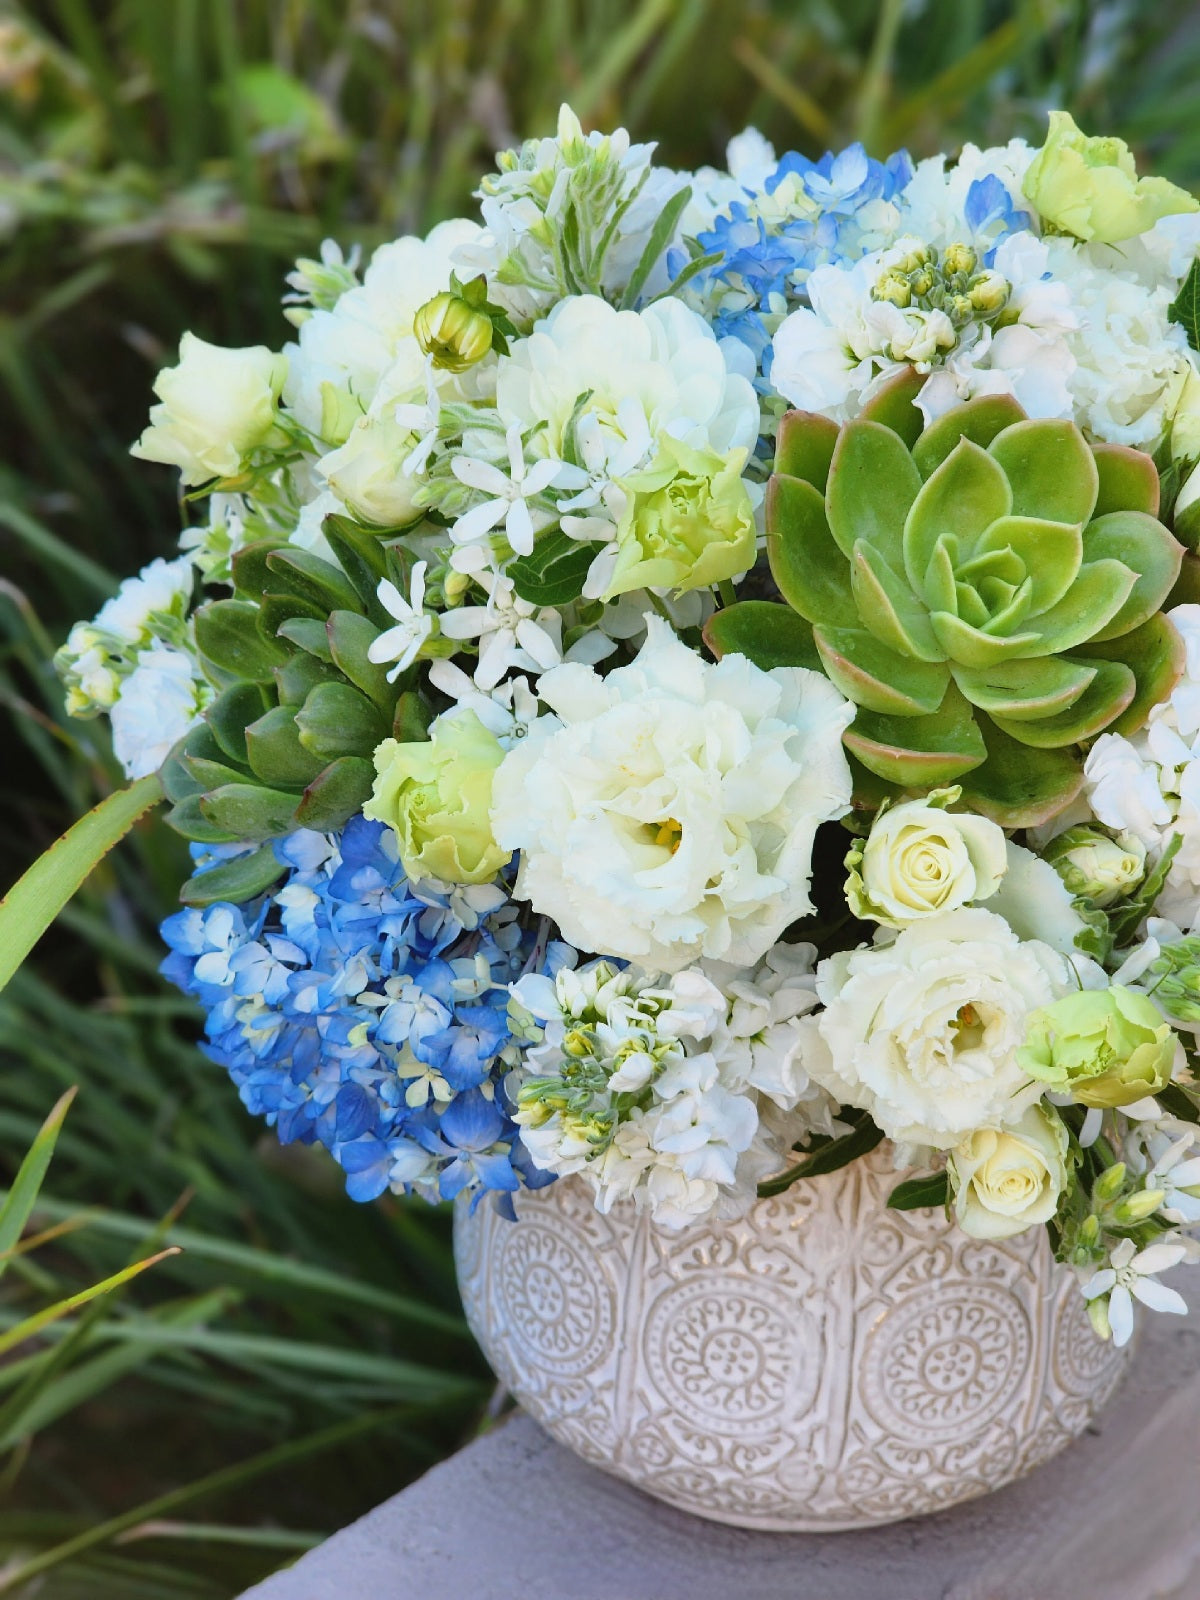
[59,104,1200,1345]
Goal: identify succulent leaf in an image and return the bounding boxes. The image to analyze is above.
[295,681,388,762]
[903,441,1012,593]
[774,409,840,491]
[1075,613,1185,736]
[987,419,1098,524]
[951,656,1097,721]
[850,543,945,660]
[245,706,329,789]
[294,757,376,830]
[912,394,1026,478]
[989,658,1135,747]
[1080,511,1184,640]
[1091,443,1161,517]
[827,420,921,563]
[703,601,822,671]
[813,625,949,715]
[956,718,1084,829]
[856,365,925,446]
[765,475,857,626]
[843,683,987,785]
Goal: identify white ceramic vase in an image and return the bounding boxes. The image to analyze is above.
[454,1144,1134,1531]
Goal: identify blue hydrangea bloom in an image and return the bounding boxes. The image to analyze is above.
[684,142,913,391]
[161,816,571,1211]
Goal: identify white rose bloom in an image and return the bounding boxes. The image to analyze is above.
[948,1103,1070,1240]
[316,411,423,529]
[1084,604,1200,924]
[131,334,287,486]
[282,218,481,435]
[848,793,1008,928]
[491,617,855,972]
[110,645,208,779]
[801,907,1077,1149]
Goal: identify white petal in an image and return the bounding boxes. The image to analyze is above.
[1079,1107,1103,1149]
[375,578,409,622]
[410,560,428,610]
[1083,1267,1117,1299]
[1132,1241,1188,1275]
[451,499,507,546]
[439,606,496,641]
[367,624,415,664]
[523,456,569,496]
[1130,1278,1189,1315]
[1109,1283,1135,1347]
[506,496,535,557]
[452,457,512,497]
[514,618,563,671]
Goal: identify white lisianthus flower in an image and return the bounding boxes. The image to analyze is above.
[490,617,855,972]
[801,907,1082,1149]
[491,293,758,595]
[1084,604,1200,924]
[110,645,208,778]
[948,1103,1069,1240]
[132,334,288,486]
[846,789,1008,928]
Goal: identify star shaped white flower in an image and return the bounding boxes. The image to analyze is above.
[393,359,442,477]
[439,568,564,690]
[367,561,433,681]
[449,422,569,557]
[1082,1237,1189,1346]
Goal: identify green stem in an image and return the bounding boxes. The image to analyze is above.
[717,579,737,609]
[0,775,163,994]
[856,0,906,152]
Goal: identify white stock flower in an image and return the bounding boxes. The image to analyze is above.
[802,907,1078,1149]
[132,334,287,485]
[490,617,854,972]
[367,564,433,681]
[92,556,195,646]
[1084,604,1200,924]
[110,645,208,779]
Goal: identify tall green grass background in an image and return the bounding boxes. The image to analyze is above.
[2,2,1199,1592]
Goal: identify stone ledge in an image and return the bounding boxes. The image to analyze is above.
[240,1275,1200,1600]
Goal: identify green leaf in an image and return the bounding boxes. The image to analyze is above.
[245,706,329,789]
[321,513,391,618]
[702,600,821,671]
[194,599,291,682]
[1169,255,1200,351]
[0,777,163,995]
[955,715,1083,828]
[266,547,362,614]
[164,795,240,844]
[258,588,328,633]
[987,418,1099,524]
[1077,613,1185,738]
[952,655,1097,721]
[508,533,601,606]
[1091,443,1161,518]
[618,183,691,309]
[231,536,290,602]
[206,682,271,766]
[857,364,925,447]
[327,609,397,712]
[296,681,387,761]
[887,1171,950,1211]
[989,658,1134,747]
[765,473,857,627]
[294,757,376,829]
[178,845,287,908]
[199,783,300,839]
[827,419,922,564]
[278,615,334,661]
[275,650,342,707]
[813,624,949,715]
[844,682,988,786]
[912,394,1026,478]
[774,410,840,492]
[1081,512,1183,642]
[393,691,433,743]
[904,439,1012,592]
[757,1109,884,1198]
[0,1247,178,1359]
[0,1089,77,1282]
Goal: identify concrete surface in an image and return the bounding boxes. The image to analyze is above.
[240,1274,1200,1600]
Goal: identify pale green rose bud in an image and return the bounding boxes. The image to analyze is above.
[1017,987,1178,1109]
[317,412,423,529]
[318,380,364,447]
[948,1103,1069,1240]
[942,242,977,276]
[606,438,756,601]
[1170,364,1200,462]
[846,786,1008,928]
[1043,825,1147,908]
[363,708,511,884]
[1174,459,1200,554]
[130,332,289,487]
[1023,110,1199,244]
[413,290,495,373]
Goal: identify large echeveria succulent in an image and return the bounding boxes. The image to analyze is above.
[709,388,1185,825]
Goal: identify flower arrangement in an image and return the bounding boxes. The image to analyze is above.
[57,105,1200,1352]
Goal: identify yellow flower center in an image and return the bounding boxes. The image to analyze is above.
[652,818,684,854]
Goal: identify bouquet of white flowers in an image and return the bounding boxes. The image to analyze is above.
[55,105,1200,1351]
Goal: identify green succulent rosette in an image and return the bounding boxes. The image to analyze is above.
[749,389,1185,824]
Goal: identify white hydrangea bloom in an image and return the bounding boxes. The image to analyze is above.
[800,907,1087,1149]
[1084,605,1200,925]
[490,616,855,972]
[110,645,208,779]
[898,140,1036,248]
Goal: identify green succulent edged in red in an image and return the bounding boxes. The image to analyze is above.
[709,387,1185,827]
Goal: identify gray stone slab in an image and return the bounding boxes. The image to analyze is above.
[240,1274,1200,1600]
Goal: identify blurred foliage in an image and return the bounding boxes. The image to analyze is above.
[2,0,1200,1592]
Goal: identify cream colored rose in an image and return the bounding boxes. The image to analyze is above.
[131,333,287,486]
[317,411,423,528]
[949,1103,1069,1240]
[846,789,1008,928]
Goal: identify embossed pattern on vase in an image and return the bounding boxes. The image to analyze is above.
[454,1145,1133,1531]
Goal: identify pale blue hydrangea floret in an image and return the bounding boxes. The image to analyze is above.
[159,816,571,1210]
[685,143,913,388]
[962,172,1035,263]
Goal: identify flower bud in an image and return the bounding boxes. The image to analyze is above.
[873,271,912,308]
[1112,1187,1165,1224]
[1094,1161,1128,1204]
[968,270,1010,315]
[908,267,935,296]
[1044,825,1146,908]
[943,242,977,276]
[413,291,494,373]
[1087,1295,1112,1340]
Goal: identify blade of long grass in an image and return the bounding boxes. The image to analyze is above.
[0,1089,77,1282]
[0,1403,425,1594]
[0,774,163,993]
[0,1249,180,1359]
[0,506,116,599]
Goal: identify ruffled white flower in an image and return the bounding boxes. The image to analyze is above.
[1082,1237,1189,1347]
[95,555,195,646]
[1084,605,1200,925]
[490,616,855,972]
[56,556,197,718]
[492,294,758,595]
[110,645,209,779]
[801,907,1083,1149]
